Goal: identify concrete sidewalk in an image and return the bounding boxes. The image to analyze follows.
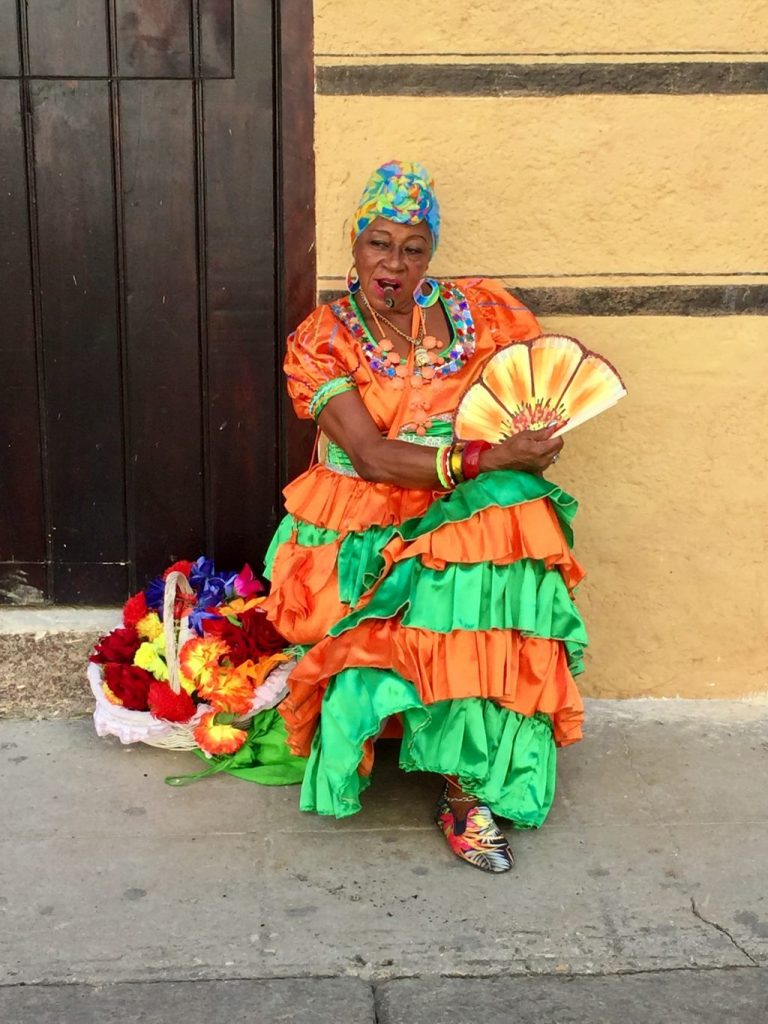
[1,699,766,1021]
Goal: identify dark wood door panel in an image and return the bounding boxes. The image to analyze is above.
[0,81,45,578]
[199,0,234,78]
[119,79,205,584]
[115,0,194,78]
[30,79,128,600]
[25,0,109,77]
[204,4,277,570]
[1,0,315,604]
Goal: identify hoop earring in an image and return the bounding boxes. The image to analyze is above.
[413,277,440,308]
[346,264,361,295]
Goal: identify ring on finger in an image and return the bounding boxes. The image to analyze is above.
[551,453,560,464]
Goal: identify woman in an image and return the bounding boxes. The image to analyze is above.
[263,161,587,873]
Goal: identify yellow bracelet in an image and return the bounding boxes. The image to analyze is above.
[449,443,465,484]
[435,445,452,490]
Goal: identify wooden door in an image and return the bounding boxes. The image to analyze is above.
[0,1,315,604]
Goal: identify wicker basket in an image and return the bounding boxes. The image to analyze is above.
[89,571,291,749]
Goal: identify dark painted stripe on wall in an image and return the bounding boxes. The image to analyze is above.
[317,61,768,97]
[319,285,768,316]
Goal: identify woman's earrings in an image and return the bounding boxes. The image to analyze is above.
[413,277,440,308]
[346,264,361,295]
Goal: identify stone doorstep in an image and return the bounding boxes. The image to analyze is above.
[0,607,121,636]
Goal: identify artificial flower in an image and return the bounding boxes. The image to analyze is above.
[234,564,265,599]
[193,712,248,755]
[136,611,163,641]
[203,606,286,664]
[214,595,266,618]
[144,574,166,610]
[103,663,153,711]
[163,559,195,579]
[134,640,169,681]
[90,625,141,665]
[122,591,148,628]
[179,636,229,688]
[147,680,196,723]
[196,662,255,715]
[102,680,124,706]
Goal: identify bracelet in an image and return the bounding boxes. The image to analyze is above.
[435,445,453,490]
[461,440,492,480]
[448,443,466,485]
[442,445,458,488]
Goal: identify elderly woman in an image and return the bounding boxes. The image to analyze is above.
[263,161,586,873]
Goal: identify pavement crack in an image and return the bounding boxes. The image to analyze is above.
[690,897,759,966]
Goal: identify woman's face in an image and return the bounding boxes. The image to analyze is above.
[353,217,432,315]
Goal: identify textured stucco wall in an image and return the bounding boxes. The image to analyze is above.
[312,2,768,698]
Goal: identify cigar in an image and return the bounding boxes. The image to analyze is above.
[383,287,396,309]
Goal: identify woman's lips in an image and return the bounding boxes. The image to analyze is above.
[373,278,401,297]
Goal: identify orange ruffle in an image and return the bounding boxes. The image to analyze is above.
[280,620,584,757]
[283,465,435,534]
[261,538,350,646]
[380,499,585,590]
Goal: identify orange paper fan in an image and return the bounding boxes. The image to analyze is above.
[453,335,626,441]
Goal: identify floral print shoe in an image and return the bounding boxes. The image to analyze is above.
[435,789,514,873]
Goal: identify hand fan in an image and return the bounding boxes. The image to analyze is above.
[453,335,626,441]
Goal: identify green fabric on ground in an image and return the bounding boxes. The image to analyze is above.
[165,709,307,787]
[300,666,557,827]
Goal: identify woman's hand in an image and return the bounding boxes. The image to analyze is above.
[479,426,564,475]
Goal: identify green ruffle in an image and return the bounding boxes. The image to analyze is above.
[331,557,586,641]
[301,666,557,827]
[400,470,579,548]
[264,514,340,579]
[336,469,579,607]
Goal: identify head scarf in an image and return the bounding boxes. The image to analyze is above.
[350,160,440,251]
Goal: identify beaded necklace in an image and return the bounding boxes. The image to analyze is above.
[333,282,476,390]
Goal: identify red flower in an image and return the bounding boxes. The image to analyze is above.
[163,560,195,579]
[147,680,196,723]
[122,591,148,628]
[204,607,285,666]
[103,663,153,711]
[90,625,141,665]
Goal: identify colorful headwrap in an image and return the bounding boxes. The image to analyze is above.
[350,160,440,251]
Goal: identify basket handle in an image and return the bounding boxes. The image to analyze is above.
[163,570,195,695]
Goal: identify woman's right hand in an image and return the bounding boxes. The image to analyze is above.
[479,426,564,475]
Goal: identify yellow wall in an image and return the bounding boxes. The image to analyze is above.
[312,2,768,698]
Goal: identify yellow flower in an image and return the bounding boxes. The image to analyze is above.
[134,641,169,681]
[136,612,163,641]
[179,636,229,688]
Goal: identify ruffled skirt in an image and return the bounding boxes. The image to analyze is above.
[263,465,587,825]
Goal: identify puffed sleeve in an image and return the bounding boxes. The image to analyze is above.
[284,305,360,420]
[460,277,542,348]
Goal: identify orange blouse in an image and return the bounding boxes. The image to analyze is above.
[281,278,542,534]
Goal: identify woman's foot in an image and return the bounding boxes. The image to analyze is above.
[435,784,514,873]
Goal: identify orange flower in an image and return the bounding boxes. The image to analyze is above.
[193,712,248,755]
[214,596,267,618]
[179,637,230,688]
[248,651,293,689]
[197,662,255,714]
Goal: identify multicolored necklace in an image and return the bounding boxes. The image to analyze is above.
[358,291,446,391]
[331,282,477,389]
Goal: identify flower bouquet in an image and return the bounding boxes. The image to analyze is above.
[88,557,294,757]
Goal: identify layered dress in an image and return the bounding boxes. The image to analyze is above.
[263,278,587,823]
